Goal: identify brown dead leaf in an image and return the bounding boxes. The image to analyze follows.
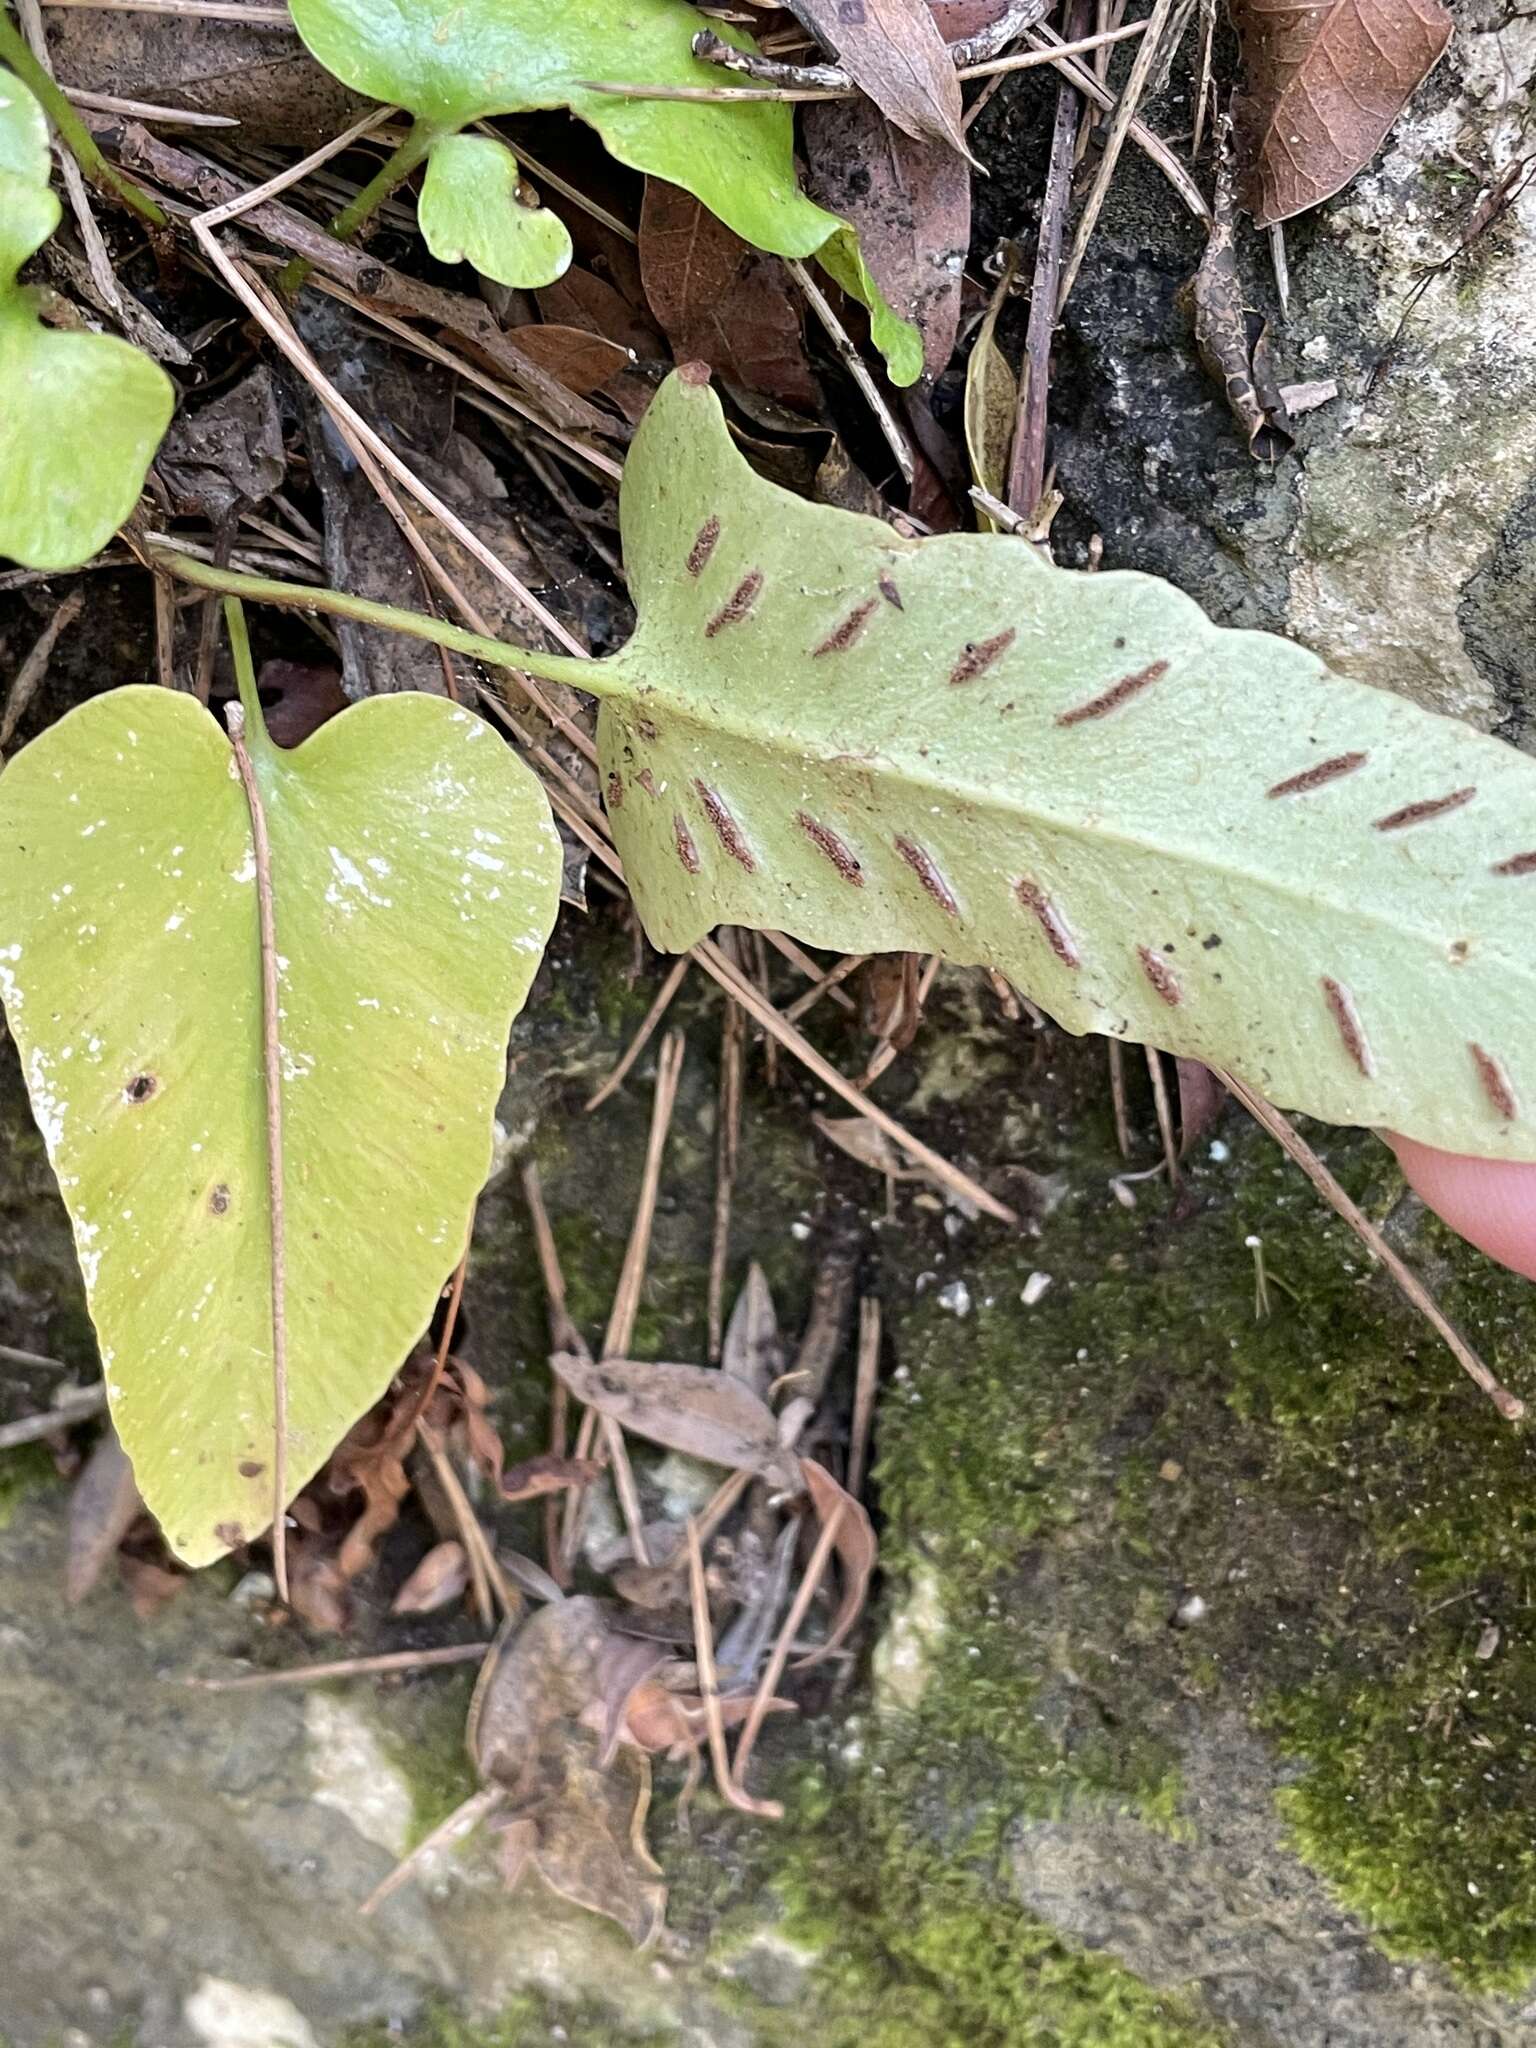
[391,1540,470,1616]
[254,661,349,750]
[538,266,664,361]
[1181,128,1295,460]
[156,366,286,523]
[638,181,818,412]
[118,1554,185,1621]
[1231,0,1452,227]
[861,953,925,1051]
[500,1451,604,1503]
[551,1353,803,1493]
[66,1423,141,1605]
[794,1458,878,1668]
[804,95,970,382]
[506,323,630,396]
[527,1748,667,1947]
[788,0,971,159]
[813,1113,933,1184]
[1175,1058,1226,1156]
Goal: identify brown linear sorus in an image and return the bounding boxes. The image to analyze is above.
[812,597,878,658]
[685,515,720,577]
[1320,976,1374,1078]
[1470,1043,1519,1122]
[1058,659,1169,726]
[948,628,1015,687]
[795,812,863,885]
[1372,786,1477,832]
[1014,877,1079,967]
[693,780,755,871]
[894,836,958,915]
[1136,944,1181,1005]
[705,569,763,638]
[673,814,700,874]
[1267,751,1368,798]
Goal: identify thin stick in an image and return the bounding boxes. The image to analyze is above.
[696,940,1016,1224]
[188,233,594,661]
[1220,1071,1525,1422]
[783,951,866,1024]
[223,598,289,1602]
[520,1161,578,1583]
[1145,1045,1179,1189]
[560,1033,686,1570]
[194,101,399,229]
[1025,23,1208,220]
[586,955,691,1112]
[389,1245,469,1445]
[1008,7,1084,520]
[708,979,745,1361]
[686,1518,783,1819]
[62,86,239,127]
[43,0,289,15]
[1105,1039,1133,1158]
[417,1419,514,1620]
[846,1296,882,1501]
[0,1342,69,1372]
[786,259,913,488]
[732,1502,845,1787]
[1056,0,1183,314]
[0,586,83,752]
[0,1384,106,1449]
[183,1643,490,1692]
[359,1784,504,1916]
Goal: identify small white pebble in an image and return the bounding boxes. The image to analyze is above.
[937,1280,971,1317]
[1208,1139,1230,1163]
[1021,1271,1052,1307]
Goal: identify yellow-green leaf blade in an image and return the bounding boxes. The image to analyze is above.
[0,688,561,1563]
[596,372,1536,1160]
[418,135,573,288]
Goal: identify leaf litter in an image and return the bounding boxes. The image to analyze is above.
[1,0,1508,1959]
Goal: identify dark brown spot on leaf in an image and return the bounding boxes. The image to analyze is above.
[677,359,712,387]
[1321,977,1374,1078]
[636,768,658,798]
[894,836,958,914]
[1014,877,1079,967]
[813,597,878,658]
[238,1460,265,1478]
[1470,1044,1519,1121]
[209,1184,231,1216]
[125,1074,157,1104]
[705,569,763,638]
[674,815,700,874]
[1267,751,1369,798]
[214,1521,245,1548]
[878,574,904,610]
[1372,786,1477,832]
[949,628,1017,687]
[1058,659,1169,726]
[1493,850,1536,876]
[1137,945,1182,1006]
[606,770,624,811]
[693,781,755,871]
[686,514,720,577]
[796,812,863,885]
[635,717,658,742]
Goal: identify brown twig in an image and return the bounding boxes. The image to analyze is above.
[1056,0,1186,314]
[732,1501,845,1789]
[1220,1071,1524,1422]
[1007,6,1085,520]
[1107,1040,1133,1159]
[846,1296,882,1501]
[783,952,867,1024]
[785,258,914,488]
[182,1643,490,1692]
[708,971,746,1361]
[358,1784,505,1916]
[223,602,289,1603]
[520,1161,579,1583]
[0,1383,106,1449]
[1145,1046,1180,1189]
[417,1420,515,1621]
[686,1517,783,1818]
[586,955,691,1112]
[0,587,83,753]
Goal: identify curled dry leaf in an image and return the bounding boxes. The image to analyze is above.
[390,1539,470,1615]
[1231,0,1452,227]
[804,95,970,382]
[965,262,1018,523]
[787,0,971,160]
[1181,129,1294,460]
[813,1113,936,1186]
[720,1262,784,1403]
[794,1457,877,1669]
[66,1423,142,1605]
[156,367,286,525]
[639,180,818,413]
[551,1352,804,1493]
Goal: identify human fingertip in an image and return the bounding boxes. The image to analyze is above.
[1385,1133,1536,1285]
